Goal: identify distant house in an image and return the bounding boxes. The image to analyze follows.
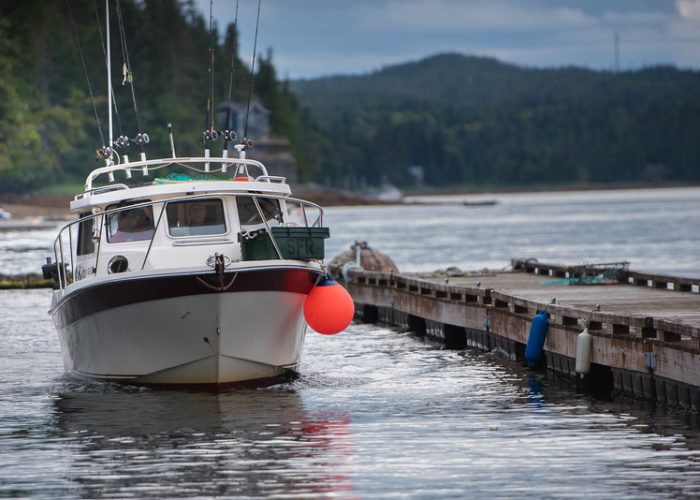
[216,99,270,139]
[640,163,671,184]
[216,100,299,184]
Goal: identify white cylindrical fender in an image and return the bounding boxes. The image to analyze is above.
[575,327,592,376]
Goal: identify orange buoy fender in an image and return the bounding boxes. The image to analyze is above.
[304,275,354,335]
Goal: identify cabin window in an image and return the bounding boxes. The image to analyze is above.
[237,196,282,231]
[106,205,155,243]
[166,199,226,237]
[76,213,95,255]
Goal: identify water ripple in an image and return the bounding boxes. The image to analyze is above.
[2,189,700,497]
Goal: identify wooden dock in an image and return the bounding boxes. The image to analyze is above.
[328,258,700,410]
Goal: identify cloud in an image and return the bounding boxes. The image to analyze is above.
[356,0,596,32]
[677,0,700,20]
[194,0,700,78]
[602,10,675,26]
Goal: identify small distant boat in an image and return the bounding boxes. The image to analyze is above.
[403,198,497,207]
[463,199,497,207]
[364,183,403,203]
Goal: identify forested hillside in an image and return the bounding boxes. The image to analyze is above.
[292,53,700,189]
[0,0,300,193]
[2,1,699,194]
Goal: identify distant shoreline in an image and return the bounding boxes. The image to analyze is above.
[399,181,700,198]
[0,193,73,218]
[1,182,696,218]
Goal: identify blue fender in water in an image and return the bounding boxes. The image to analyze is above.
[525,310,549,367]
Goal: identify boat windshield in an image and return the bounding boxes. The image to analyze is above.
[166,199,227,237]
[106,205,155,243]
[237,196,282,231]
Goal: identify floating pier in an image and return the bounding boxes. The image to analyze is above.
[328,257,700,410]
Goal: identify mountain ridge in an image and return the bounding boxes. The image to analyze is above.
[290,52,700,188]
[292,52,697,110]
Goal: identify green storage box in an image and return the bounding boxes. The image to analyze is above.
[238,226,330,260]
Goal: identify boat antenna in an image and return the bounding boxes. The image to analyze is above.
[92,0,128,154]
[242,0,262,146]
[168,123,176,158]
[202,0,219,146]
[222,0,240,156]
[66,0,109,161]
[105,0,114,163]
[115,0,149,161]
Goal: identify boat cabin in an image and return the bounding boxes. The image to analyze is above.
[49,156,327,288]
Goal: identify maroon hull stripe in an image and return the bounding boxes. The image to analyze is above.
[53,268,319,329]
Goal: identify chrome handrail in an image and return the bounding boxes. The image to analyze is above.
[84,157,271,191]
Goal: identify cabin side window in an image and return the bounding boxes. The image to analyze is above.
[76,213,95,256]
[106,204,155,243]
[166,199,227,237]
[236,196,282,231]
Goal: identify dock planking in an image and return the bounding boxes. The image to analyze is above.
[330,258,700,409]
[433,272,700,327]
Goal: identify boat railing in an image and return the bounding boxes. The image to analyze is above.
[49,192,325,290]
[82,157,271,193]
[255,175,287,184]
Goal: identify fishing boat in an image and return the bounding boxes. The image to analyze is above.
[42,1,352,388]
[44,150,344,387]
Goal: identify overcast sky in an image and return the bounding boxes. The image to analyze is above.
[194,0,700,79]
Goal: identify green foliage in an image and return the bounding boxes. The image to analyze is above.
[0,0,303,193]
[292,53,700,188]
[3,0,698,195]
[0,14,50,191]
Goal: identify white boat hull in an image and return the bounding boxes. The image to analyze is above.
[51,266,320,388]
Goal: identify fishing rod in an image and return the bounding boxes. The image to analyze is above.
[115,0,149,161]
[222,0,240,156]
[202,0,219,146]
[92,0,128,154]
[105,0,113,162]
[65,0,109,161]
[242,0,262,145]
[200,0,260,161]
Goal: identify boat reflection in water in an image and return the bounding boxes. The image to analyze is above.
[52,387,354,498]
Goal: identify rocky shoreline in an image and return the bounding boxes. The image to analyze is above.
[0,273,53,289]
[0,194,73,218]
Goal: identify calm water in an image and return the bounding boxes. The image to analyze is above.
[2,187,700,498]
[325,186,700,277]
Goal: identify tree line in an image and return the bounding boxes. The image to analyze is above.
[0,0,301,193]
[292,54,700,189]
[2,3,699,194]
